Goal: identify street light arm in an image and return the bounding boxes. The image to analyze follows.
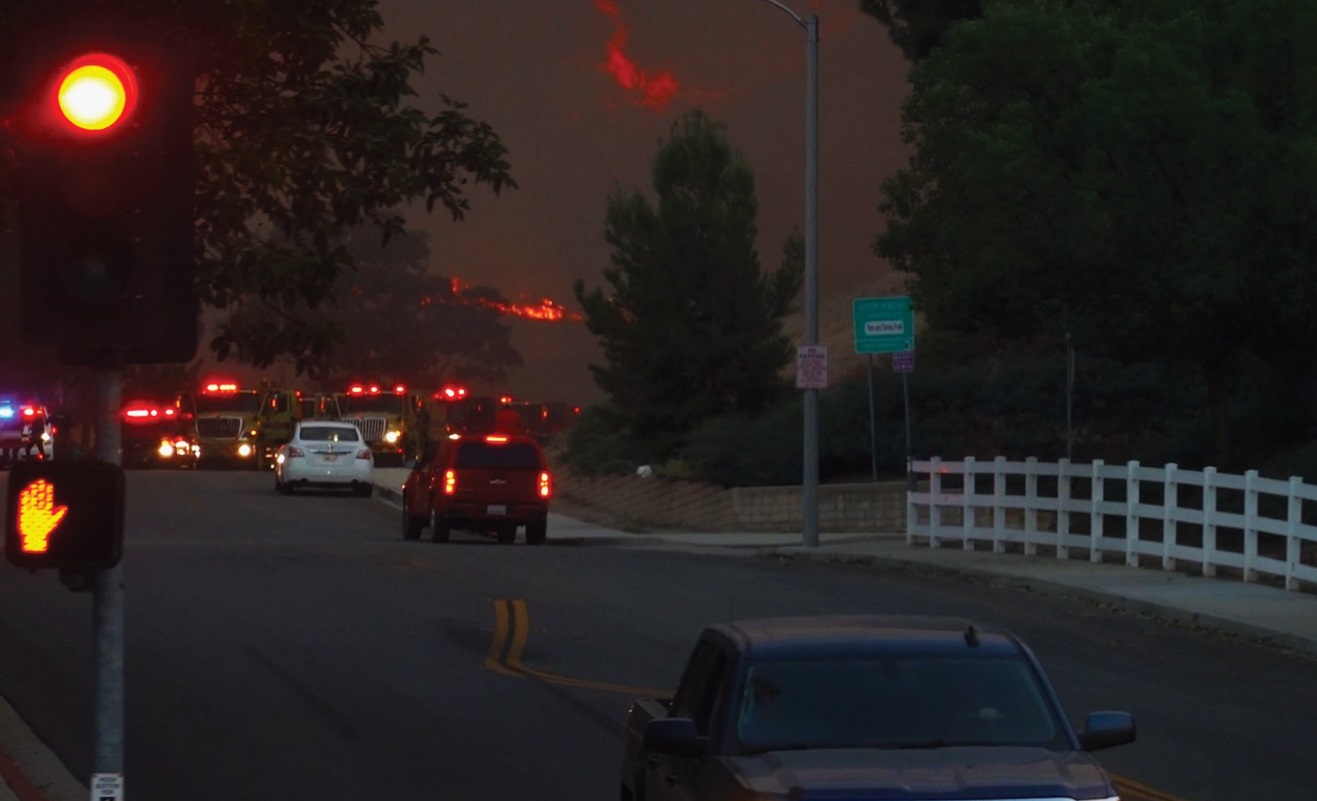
[754,0,807,29]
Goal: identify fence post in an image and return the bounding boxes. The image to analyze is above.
[1125,461,1141,567]
[929,456,943,549]
[963,456,977,550]
[1243,470,1259,583]
[1202,466,1217,578]
[1286,476,1301,592]
[1162,463,1178,572]
[1057,458,1071,559]
[1023,457,1038,556]
[1090,459,1105,563]
[993,456,1007,552]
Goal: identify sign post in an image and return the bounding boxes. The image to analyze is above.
[854,297,916,486]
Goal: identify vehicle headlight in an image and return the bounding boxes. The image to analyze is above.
[384,430,401,444]
[237,443,254,457]
[157,440,175,458]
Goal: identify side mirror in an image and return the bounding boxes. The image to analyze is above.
[1078,711,1136,751]
[644,717,706,757]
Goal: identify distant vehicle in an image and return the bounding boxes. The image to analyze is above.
[338,383,429,467]
[400,432,552,545]
[120,397,199,469]
[273,420,374,497]
[0,398,51,465]
[621,615,1137,801]
[188,380,265,469]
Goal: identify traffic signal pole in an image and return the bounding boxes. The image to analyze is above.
[93,364,125,795]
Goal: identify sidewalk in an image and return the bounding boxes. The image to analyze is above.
[7,469,1317,800]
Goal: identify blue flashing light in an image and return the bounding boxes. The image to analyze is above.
[0,406,14,419]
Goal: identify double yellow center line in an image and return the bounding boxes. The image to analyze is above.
[485,598,670,696]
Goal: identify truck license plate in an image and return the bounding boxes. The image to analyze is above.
[487,504,507,516]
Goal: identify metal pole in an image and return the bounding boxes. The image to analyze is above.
[753,1,819,547]
[1066,333,1074,462]
[903,370,913,493]
[93,364,125,789]
[867,355,877,483]
[801,13,820,547]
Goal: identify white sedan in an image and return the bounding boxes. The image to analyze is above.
[274,421,374,496]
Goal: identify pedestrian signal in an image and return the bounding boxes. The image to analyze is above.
[4,461,125,571]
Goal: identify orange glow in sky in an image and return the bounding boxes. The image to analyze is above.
[595,0,679,110]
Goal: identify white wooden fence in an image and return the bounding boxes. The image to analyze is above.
[906,457,1317,592]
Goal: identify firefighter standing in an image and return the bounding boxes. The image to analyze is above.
[22,416,46,460]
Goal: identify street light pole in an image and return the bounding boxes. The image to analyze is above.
[755,0,820,547]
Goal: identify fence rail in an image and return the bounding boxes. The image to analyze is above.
[906,457,1317,592]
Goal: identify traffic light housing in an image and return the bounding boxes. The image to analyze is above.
[4,460,125,571]
[12,22,197,363]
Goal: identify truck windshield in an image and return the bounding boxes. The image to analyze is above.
[735,655,1066,754]
[342,396,403,415]
[196,392,262,414]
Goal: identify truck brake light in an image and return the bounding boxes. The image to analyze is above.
[443,469,457,495]
[539,471,551,498]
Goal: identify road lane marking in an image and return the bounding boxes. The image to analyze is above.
[486,598,670,696]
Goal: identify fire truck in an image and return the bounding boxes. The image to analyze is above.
[187,380,307,469]
[120,396,199,469]
[338,383,429,466]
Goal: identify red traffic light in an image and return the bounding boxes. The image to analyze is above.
[53,52,139,133]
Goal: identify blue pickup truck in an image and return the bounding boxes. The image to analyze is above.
[620,615,1136,801]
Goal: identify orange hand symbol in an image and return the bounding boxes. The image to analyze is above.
[18,479,68,553]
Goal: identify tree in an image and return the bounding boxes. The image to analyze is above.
[875,0,1317,461]
[307,227,522,389]
[860,0,984,62]
[0,0,515,375]
[573,110,803,462]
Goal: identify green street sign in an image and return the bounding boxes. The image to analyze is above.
[853,296,915,354]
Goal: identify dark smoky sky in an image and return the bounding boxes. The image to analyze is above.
[373,0,912,403]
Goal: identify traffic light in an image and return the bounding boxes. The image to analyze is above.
[12,22,197,363]
[4,460,125,571]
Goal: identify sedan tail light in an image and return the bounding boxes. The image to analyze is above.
[539,471,551,499]
[285,445,305,458]
[356,448,372,461]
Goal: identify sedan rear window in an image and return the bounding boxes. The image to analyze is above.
[453,442,542,469]
[300,426,361,443]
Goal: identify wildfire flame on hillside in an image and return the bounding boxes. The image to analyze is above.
[430,278,583,322]
[595,0,678,110]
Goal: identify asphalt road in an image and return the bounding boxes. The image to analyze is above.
[1,469,1314,800]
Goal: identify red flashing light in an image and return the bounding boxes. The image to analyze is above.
[499,395,513,405]
[21,407,37,418]
[393,384,407,395]
[437,386,468,401]
[203,380,239,393]
[485,435,509,444]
